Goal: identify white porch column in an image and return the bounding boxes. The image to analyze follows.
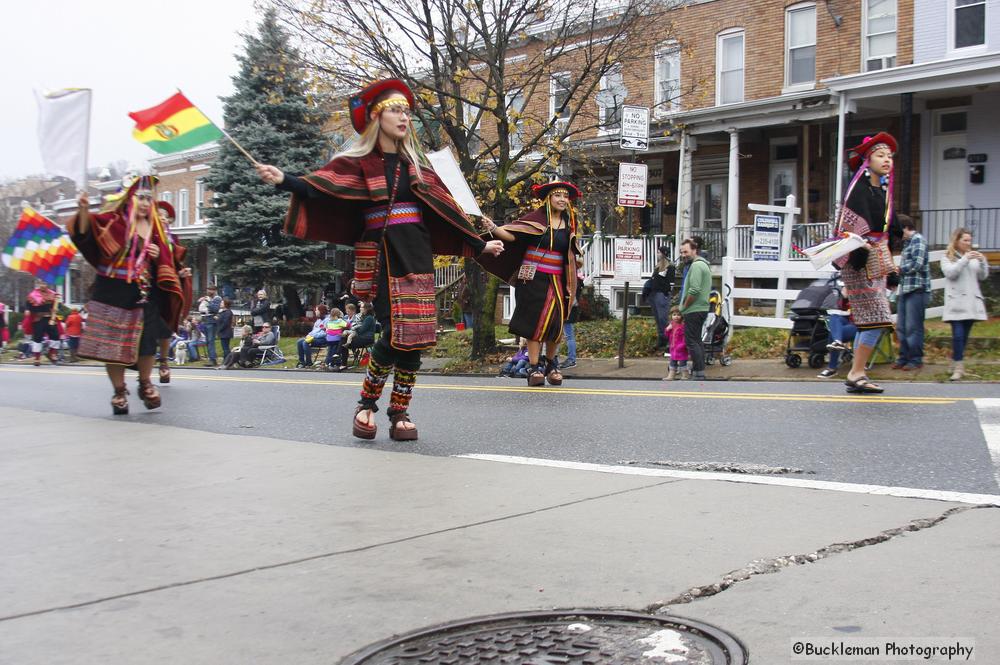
[726,128,740,260]
[835,92,848,217]
[676,131,692,258]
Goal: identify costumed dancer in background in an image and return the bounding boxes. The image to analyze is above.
[480,181,583,387]
[836,132,902,394]
[68,176,192,414]
[256,78,504,441]
[25,279,60,366]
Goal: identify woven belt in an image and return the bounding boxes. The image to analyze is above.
[364,203,422,230]
[522,247,563,275]
[96,265,131,278]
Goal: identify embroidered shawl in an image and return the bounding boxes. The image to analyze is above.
[477,205,581,296]
[68,210,191,330]
[283,152,485,257]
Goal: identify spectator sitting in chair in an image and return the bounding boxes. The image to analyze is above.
[296,304,330,367]
[225,323,276,369]
[339,302,376,367]
[220,325,253,369]
[499,338,530,377]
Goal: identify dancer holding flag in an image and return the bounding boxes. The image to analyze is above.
[256,78,504,441]
[67,176,192,415]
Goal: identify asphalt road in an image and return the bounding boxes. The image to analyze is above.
[2,365,999,496]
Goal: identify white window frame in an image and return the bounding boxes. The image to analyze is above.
[598,64,624,135]
[463,101,482,155]
[784,3,817,91]
[716,29,745,106]
[160,191,173,206]
[549,72,572,132]
[195,178,206,224]
[506,89,526,153]
[948,0,988,54]
[862,0,897,72]
[654,41,681,117]
[177,189,189,227]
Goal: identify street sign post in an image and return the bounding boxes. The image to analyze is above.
[752,214,782,261]
[613,237,644,368]
[620,105,649,151]
[617,163,647,208]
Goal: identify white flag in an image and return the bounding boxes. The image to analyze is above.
[35,88,91,189]
[426,147,483,217]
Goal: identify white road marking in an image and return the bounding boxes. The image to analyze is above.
[455,454,1000,507]
[974,398,1000,491]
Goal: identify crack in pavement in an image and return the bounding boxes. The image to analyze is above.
[618,460,815,475]
[0,478,680,623]
[644,504,997,613]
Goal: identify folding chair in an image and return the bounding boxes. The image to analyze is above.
[256,326,286,366]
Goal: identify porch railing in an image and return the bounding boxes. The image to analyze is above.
[916,207,1000,250]
[579,234,675,279]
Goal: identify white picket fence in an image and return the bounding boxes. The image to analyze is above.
[722,251,947,330]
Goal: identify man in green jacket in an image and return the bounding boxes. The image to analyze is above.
[678,238,712,379]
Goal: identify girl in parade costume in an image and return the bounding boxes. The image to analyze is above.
[480,181,583,387]
[154,200,185,383]
[257,78,504,441]
[68,176,192,414]
[836,132,902,394]
[25,280,60,366]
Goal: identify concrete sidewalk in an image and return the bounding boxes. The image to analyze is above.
[1,406,997,663]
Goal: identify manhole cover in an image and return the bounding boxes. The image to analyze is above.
[339,609,748,664]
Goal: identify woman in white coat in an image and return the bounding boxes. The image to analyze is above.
[940,227,990,381]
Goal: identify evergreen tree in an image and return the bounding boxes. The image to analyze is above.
[204,9,333,319]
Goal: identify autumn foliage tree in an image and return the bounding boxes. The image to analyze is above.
[272,0,684,357]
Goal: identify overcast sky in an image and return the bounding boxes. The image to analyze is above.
[0,0,261,182]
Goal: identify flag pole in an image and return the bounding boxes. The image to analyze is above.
[216,125,261,167]
[81,89,91,192]
[178,88,260,166]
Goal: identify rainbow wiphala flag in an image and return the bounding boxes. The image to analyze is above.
[1,208,77,285]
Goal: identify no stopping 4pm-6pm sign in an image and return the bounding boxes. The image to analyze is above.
[617,163,647,207]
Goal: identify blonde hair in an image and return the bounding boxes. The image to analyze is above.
[334,90,429,183]
[946,227,973,261]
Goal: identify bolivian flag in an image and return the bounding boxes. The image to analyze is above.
[129,92,224,154]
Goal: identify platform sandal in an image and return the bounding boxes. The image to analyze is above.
[527,362,546,387]
[111,385,129,415]
[158,360,171,384]
[352,405,377,440]
[545,358,563,386]
[388,410,419,441]
[137,379,162,410]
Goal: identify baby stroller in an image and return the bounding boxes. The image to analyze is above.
[784,278,836,368]
[702,285,733,366]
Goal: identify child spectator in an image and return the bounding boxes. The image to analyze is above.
[663,308,689,381]
[499,338,530,377]
[65,308,84,362]
[324,308,348,369]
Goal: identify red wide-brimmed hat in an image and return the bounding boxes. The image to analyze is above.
[532,180,582,201]
[848,132,898,170]
[348,78,415,134]
[156,200,176,219]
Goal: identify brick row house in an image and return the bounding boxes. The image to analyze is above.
[462,0,999,316]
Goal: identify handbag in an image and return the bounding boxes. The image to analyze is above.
[351,159,403,301]
[516,262,537,282]
[78,300,144,365]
